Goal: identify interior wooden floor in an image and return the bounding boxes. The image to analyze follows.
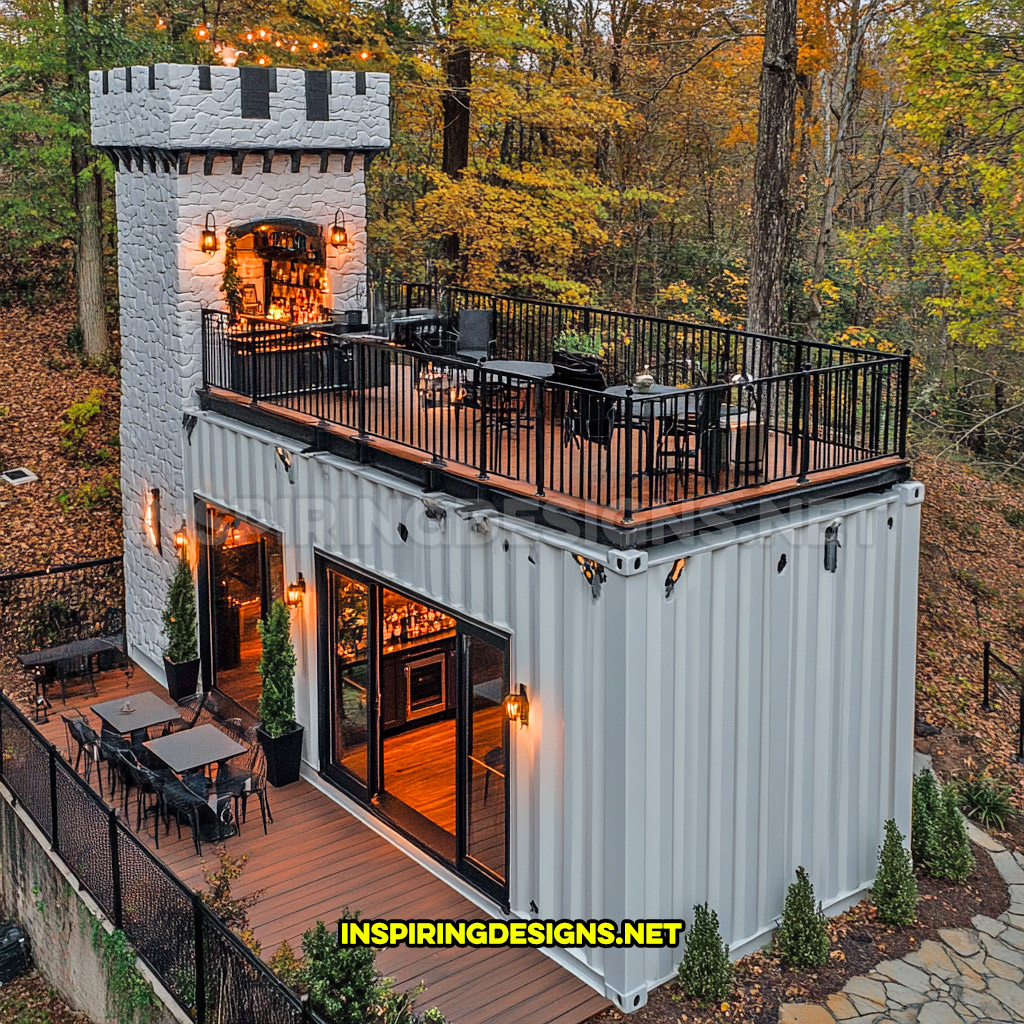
[210,359,903,526]
[25,668,608,1024]
[381,709,506,877]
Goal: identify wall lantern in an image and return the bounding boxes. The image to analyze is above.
[199,213,218,254]
[173,521,188,556]
[144,487,162,553]
[503,685,530,728]
[286,573,307,608]
[329,211,349,247]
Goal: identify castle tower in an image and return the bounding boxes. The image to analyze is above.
[90,63,390,677]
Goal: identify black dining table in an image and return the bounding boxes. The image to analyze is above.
[18,634,126,716]
[604,384,696,478]
[91,692,180,744]
[144,725,247,841]
[481,359,556,379]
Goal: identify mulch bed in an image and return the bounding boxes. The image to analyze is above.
[0,968,92,1024]
[587,841,1008,1024]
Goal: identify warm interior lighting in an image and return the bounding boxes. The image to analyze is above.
[173,521,188,555]
[503,685,530,727]
[329,211,348,247]
[286,573,307,607]
[144,488,162,553]
[199,213,218,254]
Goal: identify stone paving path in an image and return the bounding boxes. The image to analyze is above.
[778,823,1024,1024]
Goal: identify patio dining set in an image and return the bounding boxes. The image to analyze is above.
[60,689,271,857]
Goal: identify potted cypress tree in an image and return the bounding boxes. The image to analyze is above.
[257,599,304,786]
[162,554,201,701]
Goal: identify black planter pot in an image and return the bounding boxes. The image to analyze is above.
[257,723,304,787]
[164,657,201,702]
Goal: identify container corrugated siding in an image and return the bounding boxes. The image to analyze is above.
[183,411,920,1006]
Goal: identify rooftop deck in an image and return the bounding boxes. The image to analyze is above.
[201,286,910,537]
[23,668,610,1024]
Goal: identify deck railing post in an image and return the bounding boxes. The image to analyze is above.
[899,348,911,458]
[790,341,804,474]
[623,392,635,522]
[249,331,260,406]
[478,379,489,480]
[535,382,546,496]
[357,346,368,439]
[49,744,59,852]
[982,641,992,712]
[193,894,207,1024]
[108,807,123,930]
[798,363,813,484]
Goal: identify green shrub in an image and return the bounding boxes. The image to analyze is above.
[59,387,103,455]
[929,787,975,881]
[258,599,297,737]
[269,939,303,989]
[775,866,829,968]
[301,916,379,1024]
[676,903,733,1007]
[911,769,941,868]
[161,555,198,664]
[950,773,1016,832]
[872,819,918,926]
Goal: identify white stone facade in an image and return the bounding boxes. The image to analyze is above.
[92,63,389,672]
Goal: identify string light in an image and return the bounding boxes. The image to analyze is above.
[257,55,270,65]
[360,50,371,60]
[196,23,208,39]
[245,30,254,41]
[156,16,166,29]
[290,43,299,52]
[258,28,267,38]
[310,41,320,50]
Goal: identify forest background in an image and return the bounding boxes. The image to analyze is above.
[2,0,1022,470]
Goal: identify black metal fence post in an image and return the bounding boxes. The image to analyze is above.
[108,808,123,930]
[193,894,207,1024]
[798,364,813,484]
[49,745,59,853]
[982,641,992,712]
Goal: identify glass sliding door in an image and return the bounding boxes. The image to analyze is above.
[326,569,371,792]
[202,505,283,713]
[459,629,509,897]
[317,557,509,903]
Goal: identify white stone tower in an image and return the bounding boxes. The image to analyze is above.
[90,63,390,679]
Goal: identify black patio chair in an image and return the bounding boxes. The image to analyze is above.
[217,736,273,836]
[452,309,496,363]
[53,655,97,704]
[157,772,210,856]
[560,366,613,448]
[99,727,131,798]
[654,386,727,496]
[117,750,162,836]
[63,716,107,795]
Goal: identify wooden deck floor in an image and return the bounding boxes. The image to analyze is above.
[28,669,610,1024]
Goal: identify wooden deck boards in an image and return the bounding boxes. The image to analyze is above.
[28,669,610,1024]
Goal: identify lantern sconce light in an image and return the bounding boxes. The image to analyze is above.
[199,213,218,254]
[503,685,530,728]
[329,211,349,247]
[173,521,188,556]
[286,573,307,608]
[144,487,162,553]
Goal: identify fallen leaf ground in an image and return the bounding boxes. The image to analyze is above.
[0,969,92,1024]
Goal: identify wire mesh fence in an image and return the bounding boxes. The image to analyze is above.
[0,694,324,1024]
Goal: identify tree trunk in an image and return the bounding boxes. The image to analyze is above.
[65,0,109,360]
[807,0,872,339]
[747,0,798,371]
[441,44,471,271]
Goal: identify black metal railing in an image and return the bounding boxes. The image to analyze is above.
[0,557,125,685]
[201,303,909,522]
[980,640,1024,764]
[387,282,891,385]
[0,694,324,1024]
